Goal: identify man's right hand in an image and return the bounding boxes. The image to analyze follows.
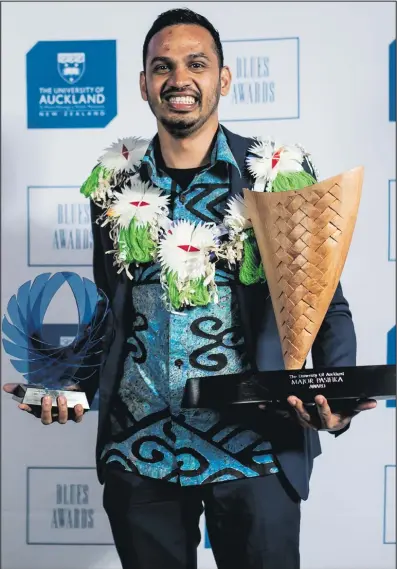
[2,383,85,425]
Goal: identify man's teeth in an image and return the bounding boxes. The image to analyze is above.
[168,96,196,104]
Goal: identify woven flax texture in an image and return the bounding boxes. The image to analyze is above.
[244,167,363,369]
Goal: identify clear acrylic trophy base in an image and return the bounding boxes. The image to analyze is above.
[12,384,90,410]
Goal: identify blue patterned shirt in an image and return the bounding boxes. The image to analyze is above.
[101,127,279,485]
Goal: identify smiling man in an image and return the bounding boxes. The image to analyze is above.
[4,8,376,569]
[141,19,227,142]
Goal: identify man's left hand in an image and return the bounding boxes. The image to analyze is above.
[286,395,377,432]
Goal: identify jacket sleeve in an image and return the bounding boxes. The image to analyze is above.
[302,154,357,435]
[67,199,114,405]
[311,282,357,436]
[311,282,357,368]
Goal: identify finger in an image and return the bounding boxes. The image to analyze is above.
[288,397,315,428]
[258,404,266,410]
[354,399,377,412]
[315,395,334,428]
[293,409,313,429]
[57,396,68,424]
[288,396,311,422]
[73,405,84,423]
[66,384,81,392]
[41,396,53,425]
[3,383,19,393]
[18,403,32,412]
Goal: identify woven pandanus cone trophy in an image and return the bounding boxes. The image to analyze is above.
[244,166,364,370]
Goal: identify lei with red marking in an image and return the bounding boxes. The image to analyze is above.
[80,136,318,311]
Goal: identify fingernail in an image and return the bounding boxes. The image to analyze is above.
[59,396,66,405]
[290,399,296,406]
[317,396,324,405]
[44,396,52,405]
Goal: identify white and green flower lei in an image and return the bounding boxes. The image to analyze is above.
[80,136,318,311]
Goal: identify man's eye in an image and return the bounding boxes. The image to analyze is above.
[154,65,169,72]
[191,62,204,69]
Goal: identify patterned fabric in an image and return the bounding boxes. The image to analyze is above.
[100,127,279,485]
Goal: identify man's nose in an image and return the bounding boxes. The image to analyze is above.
[167,65,192,89]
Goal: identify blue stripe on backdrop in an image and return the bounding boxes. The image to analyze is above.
[386,325,396,408]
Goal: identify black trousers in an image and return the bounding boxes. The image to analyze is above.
[103,464,301,569]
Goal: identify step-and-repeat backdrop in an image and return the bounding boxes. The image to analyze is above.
[1,2,395,568]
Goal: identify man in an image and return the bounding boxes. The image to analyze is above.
[4,8,376,569]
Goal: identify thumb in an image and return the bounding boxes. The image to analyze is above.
[3,383,19,393]
[65,384,82,391]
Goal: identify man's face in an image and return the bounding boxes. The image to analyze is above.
[140,24,231,137]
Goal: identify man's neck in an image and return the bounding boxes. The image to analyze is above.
[157,118,219,169]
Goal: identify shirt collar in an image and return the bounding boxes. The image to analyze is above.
[210,126,241,173]
[141,125,241,184]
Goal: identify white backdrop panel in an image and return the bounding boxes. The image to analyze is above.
[1,2,395,569]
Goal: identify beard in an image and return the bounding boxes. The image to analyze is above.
[146,83,221,139]
[158,116,203,139]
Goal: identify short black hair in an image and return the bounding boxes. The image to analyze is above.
[142,8,224,70]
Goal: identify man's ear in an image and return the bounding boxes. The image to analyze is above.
[140,71,148,102]
[220,66,232,97]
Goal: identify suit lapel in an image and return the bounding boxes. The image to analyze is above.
[221,125,255,196]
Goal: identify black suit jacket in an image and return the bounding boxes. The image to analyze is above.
[82,125,356,500]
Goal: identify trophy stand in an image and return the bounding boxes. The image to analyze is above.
[183,167,396,410]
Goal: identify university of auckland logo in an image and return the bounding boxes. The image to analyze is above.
[57,53,85,85]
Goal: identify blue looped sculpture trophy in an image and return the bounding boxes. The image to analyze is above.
[2,271,109,411]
